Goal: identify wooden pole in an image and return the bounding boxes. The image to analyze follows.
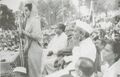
[13,12,26,77]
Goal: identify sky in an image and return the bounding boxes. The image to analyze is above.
[0,0,25,12]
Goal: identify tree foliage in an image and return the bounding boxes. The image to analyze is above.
[94,0,120,13]
[0,4,16,30]
[38,0,75,25]
[37,0,120,26]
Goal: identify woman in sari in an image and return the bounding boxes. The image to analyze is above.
[22,3,43,77]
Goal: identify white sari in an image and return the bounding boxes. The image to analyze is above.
[24,1,43,77]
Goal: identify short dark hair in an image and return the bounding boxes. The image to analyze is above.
[77,57,94,77]
[25,3,32,11]
[106,40,120,61]
[57,23,66,32]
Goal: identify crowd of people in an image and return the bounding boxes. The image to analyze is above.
[1,1,120,77]
[40,15,120,77]
[0,30,19,52]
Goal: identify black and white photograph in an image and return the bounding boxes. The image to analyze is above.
[0,0,120,77]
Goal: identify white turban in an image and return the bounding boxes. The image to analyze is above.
[76,20,93,34]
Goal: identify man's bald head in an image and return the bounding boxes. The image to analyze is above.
[75,57,94,77]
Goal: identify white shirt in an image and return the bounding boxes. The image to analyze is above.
[72,38,97,63]
[47,32,67,54]
[103,59,120,77]
[42,32,67,73]
[66,37,97,70]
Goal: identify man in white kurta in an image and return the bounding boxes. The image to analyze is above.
[47,32,67,54]
[45,20,97,77]
[43,24,67,75]
[70,37,96,68]
[65,21,97,70]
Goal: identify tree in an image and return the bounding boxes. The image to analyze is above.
[0,4,16,30]
[38,0,75,26]
[94,0,119,13]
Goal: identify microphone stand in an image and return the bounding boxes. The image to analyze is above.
[13,12,26,77]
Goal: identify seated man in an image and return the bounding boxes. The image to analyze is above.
[43,23,68,75]
[54,26,78,69]
[64,20,97,70]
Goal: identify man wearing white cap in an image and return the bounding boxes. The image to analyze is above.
[72,20,96,62]
[62,20,97,71]
[45,20,97,77]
